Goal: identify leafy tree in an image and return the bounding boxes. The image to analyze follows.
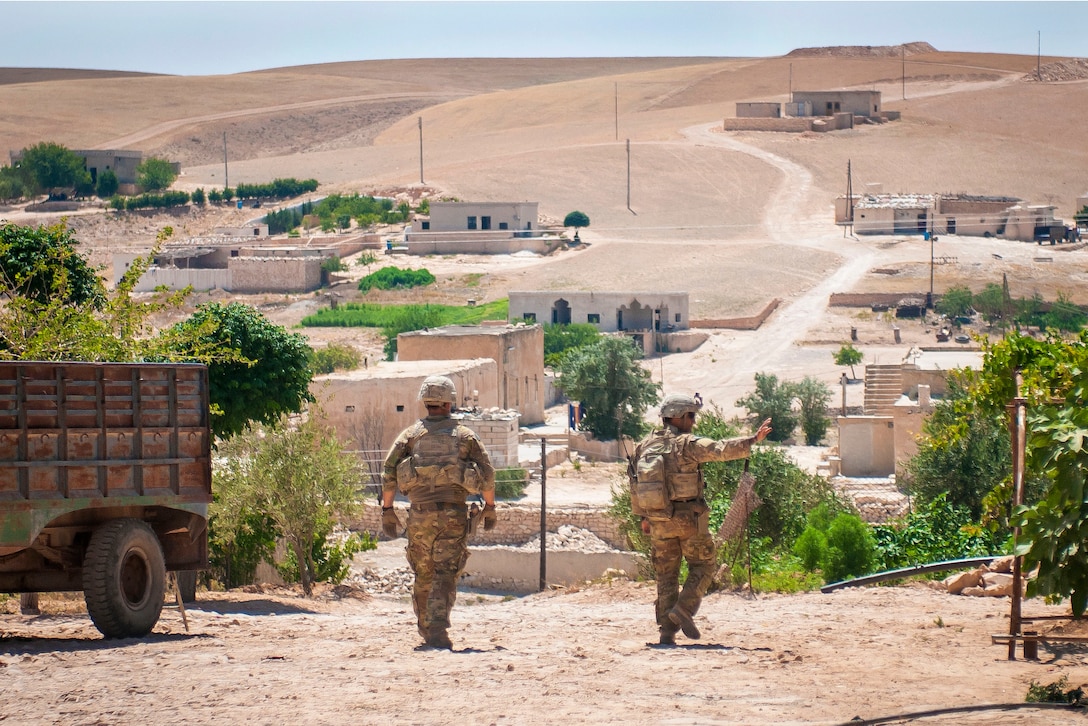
[823,513,876,582]
[74,170,95,198]
[563,210,590,229]
[213,416,365,596]
[973,282,1011,328]
[735,372,798,443]
[1041,292,1086,332]
[833,343,863,379]
[557,335,659,440]
[168,302,315,440]
[136,157,177,192]
[902,375,1012,520]
[936,285,973,320]
[0,222,105,307]
[0,166,29,201]
[190,187,206,205]
[946,331,1088,615]
[795,375,832,445]
[19,141,85,197]
[95,169,119,198]
[542,322,600,368]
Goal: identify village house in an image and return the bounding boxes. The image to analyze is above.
[403,201,559,255]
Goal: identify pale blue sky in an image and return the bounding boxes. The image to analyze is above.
[1,1,1084,76]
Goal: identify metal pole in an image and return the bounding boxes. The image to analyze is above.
[539,437,547,592]
[902,46,906,100]
[1037,31,1041,82]
[1007,371,1026,660]
[222,132,228,190]
[929,234,935,309]
[418,117,424,184]
[626,139,631,212]
[614,82,618,141]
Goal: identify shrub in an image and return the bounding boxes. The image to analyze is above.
[793,526,828,573]
[310,343,361,374]
[823,513,876,583]
[735,372,799,443]
[358,266,435,292]
[277,530,376,586]
[494,467,529,500]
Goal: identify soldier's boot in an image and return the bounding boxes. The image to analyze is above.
[658,624,678,646]
[667,606,701,640]
[424,630,453,650]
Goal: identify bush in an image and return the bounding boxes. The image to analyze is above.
[824,513,876,583]
[277,530,376,586]
[494,467,529,500]
[358,266,435,292]
[793,526,828,572]
[95,169,119,198]
[735,372,799,443]
[872,493,1001,571]
[310,343,362,374]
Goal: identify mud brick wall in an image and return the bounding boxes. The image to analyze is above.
[722,118,814,132]
[230,257,323,293]
[353,502,629,551]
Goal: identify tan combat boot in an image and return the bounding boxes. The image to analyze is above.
[667,606,700,640]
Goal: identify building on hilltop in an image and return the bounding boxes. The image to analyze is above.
[404,201,560,255]
[834,192,1067,242]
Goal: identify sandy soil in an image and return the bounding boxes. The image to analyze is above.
[3,581,1087,725]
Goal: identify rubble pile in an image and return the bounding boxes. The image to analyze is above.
[940,555,1027,597]
[1024,58,1088,82]
[348,566,415,595]
[501,525,619,553]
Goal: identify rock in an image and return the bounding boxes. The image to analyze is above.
[943,569,982,594]
[989,555,1014,574]
[981,572,1014,596]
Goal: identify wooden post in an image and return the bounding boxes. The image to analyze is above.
[1007,371,1026,660]
[539,437,547,592]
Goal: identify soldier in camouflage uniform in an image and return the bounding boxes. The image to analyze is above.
[631,394,771,645]
[382,375,496,650]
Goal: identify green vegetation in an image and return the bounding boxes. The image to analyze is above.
[110,190,191,210]
[1025,675,1084,705]
[302,299,508,328]
[735,372,800,443]
[312,193,411,230]
[17,141,86,198]
[542,322,600,368]
[264,200,315,234]
[135,157,177,192]
[357,265,435,292]
[494,467,529,500]
[234,178,318,200]
[310,343,362,374]
[557,336,659,441]
[833,343,863,379]
[211,416,371,595]
[872,494,998,570]
[0,221,105,307]
[935,285,973,319]
[563,210,590,228]
[795,375,833,445]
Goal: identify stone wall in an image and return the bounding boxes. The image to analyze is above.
[230,256,323,293]
[458,412,520,468]
[722,117,814,133]
[691,298,781,330]
[352,501,629,550]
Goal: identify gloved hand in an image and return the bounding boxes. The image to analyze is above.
[382,507,399,538]
[482,504,497,531]
[640,517,651,536]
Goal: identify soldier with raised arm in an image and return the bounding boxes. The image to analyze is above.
[629,394,771,645]
[381,375,496,650]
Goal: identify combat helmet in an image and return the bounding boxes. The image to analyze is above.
[419,375,457,405]
[660,393,702,419]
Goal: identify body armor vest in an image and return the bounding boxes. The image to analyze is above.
[395,419,482,495]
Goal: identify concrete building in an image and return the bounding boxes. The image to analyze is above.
[835,193,1062,242]
[311,358,524,481]
[792,90,882,117]
[421,201,538,233]
[736,102,782,118]
[396,322,545,425]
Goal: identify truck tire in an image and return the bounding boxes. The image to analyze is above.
[175,570,198,603]
[82,519,166,639]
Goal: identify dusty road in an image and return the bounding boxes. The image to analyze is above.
[2,582,1086,725]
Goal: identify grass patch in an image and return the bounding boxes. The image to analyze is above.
[301,299,509,328]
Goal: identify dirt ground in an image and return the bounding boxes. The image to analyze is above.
[3,580,1088,725]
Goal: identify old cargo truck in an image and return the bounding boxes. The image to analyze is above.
[0,361,212,638]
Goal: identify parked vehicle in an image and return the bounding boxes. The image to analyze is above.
[0,361,212,638]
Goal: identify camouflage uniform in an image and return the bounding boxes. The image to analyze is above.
[383,414,495,644]
[632,423,755,640]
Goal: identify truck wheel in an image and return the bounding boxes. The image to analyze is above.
[82,519,166,639]
[175,570,198,603]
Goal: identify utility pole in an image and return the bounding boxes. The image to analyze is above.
[845,159,854,237]
[222,132,228,190]
[418,117,424,184]
[626,139,633,213]
[1037,31,1041,82]
[902,46,906,100]
[539,437,547,592]
[614,82,618,141]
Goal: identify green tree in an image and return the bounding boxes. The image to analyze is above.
[136,157,177,192]
[563,210,590,229]
[19,141,85,198]
[95,169,119,198]
[795,375,832,445]
[936,285,973,320]
[973,282,1011,329]
[214,416,364,596]
[902,375,1012,520]
[0,222,105,307]
[735,372,798,443]
[0,166,29,201]
[168,302,316,440]
[542,322,600,368]
[1041,292,1086,332]
[191,187,206,206]
[833,343,863,379]
[311,342,361,374]
[557,335,659,440]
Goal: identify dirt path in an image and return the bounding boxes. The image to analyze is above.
[3,583,1086,725]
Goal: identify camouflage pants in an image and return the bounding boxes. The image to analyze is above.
[648,502,715,629]
[405,507,470,639]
